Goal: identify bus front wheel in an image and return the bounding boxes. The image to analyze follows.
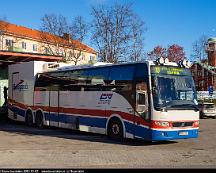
[35,111,43,128]
[108,118,124,140]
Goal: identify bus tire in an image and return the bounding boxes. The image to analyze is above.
[35,111,43,129]
[108,118,124,140]
[25,110,33,127]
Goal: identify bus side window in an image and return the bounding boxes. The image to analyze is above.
[136,92,146,111]
[136,82,149,121]
[108,65,135,104]
[35,73,50,90]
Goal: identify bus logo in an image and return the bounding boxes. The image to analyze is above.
[98,93,113,105]
[13,80,29,91]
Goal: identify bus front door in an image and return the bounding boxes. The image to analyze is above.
[134,90,150,139]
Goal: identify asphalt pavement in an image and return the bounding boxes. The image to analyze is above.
[0,118,215,169]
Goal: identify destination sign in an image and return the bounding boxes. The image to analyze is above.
[151,66,191,76]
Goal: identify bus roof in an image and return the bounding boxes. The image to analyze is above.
[43,60,180,74]
[55,61,150,72]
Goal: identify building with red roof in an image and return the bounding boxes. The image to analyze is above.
[0,20,97,65]
[0,20,97,106]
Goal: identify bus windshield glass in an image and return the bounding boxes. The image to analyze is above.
[151,66,198,110]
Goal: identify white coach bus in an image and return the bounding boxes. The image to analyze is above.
[8,58,199,141]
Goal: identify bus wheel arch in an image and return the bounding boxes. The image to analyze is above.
[106,115,125,139]
[25,108,34,126]
[35,109,44,128]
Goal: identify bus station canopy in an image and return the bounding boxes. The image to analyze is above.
[0,50,62,66]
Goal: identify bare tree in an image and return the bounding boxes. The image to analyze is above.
[129,15,145,62]
[192,35,208,62]
[69,16,88,42]
[40,14,88,64]
[67,16,89,65]
[91,3,145,63]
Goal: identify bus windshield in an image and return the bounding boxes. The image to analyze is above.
[151,66,198,110]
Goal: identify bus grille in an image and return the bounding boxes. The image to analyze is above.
[172,122,193,127]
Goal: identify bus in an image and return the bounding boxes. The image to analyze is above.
[8,58,199,141]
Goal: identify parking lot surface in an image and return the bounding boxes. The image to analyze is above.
[0,119,215,169]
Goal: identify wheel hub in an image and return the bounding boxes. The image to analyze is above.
[112,124,120,135]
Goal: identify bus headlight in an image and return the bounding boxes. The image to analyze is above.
[154,121,170,127]
[193,121,199,127]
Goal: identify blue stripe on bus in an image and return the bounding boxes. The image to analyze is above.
[9,106,25,117]
[125,122,152,140]
[10,106,108,129]
[9,106,198,141]
[45,112,107,128]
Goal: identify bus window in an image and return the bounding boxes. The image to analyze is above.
[52,70,89,91]
[136,82,149,121]
[35,73,51,91]
[136,91,146,110]
[135,63,148,80]
[108,65,135,91]
[109,65,135,81]
[108,65,135,105]
[87,68,109,86]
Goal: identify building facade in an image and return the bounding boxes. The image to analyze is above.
[0,21,97,65]
[190,37,216,91]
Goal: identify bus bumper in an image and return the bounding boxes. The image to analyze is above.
[151,129,199,141]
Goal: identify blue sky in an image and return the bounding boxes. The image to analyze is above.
[0,0,215,59]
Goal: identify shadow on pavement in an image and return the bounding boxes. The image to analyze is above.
[0,118,177,146]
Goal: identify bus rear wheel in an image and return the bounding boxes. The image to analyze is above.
[108,118,123,140]
[26,111,33,126]
[35,111,43,128]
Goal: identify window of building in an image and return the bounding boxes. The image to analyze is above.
[89,56,94,61]
[45,47,51,54]
[5,39,13,47]
[81,53,85,60]
[22,42,27,49]
[198,71,202,76]
[33,44,37,51]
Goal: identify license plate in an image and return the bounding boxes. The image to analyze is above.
[179,131,188,136]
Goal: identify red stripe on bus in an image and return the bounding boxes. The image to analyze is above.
[8,98,151,127]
